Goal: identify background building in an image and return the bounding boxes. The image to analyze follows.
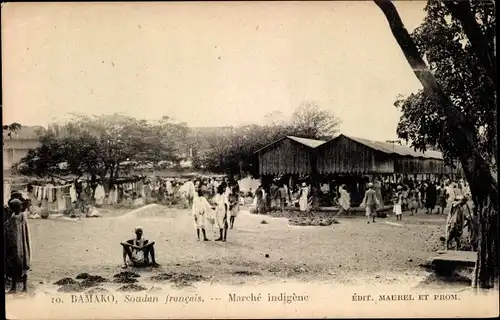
[3,126,46,176]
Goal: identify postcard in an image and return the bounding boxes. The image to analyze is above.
[2,1,498,319]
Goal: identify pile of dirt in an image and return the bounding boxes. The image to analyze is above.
[117,284,147,292]
[150,272,205,287]
[81,275,108,288]
[75,273,92,280]
[57,283,84,293]
[289,217,339,226]
[113,271,140,284]
[54,278,77,286]
[115,271,141,278]
[232,270,262,276]
[150,273,175,281]
[292,265,310,273]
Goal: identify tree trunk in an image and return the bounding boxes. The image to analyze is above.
[373,0,498,289]
[473,195,499,289]
[443,0,498,174]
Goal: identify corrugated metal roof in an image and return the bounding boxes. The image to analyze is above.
[287,136,327,148]
[343,135,443,160]
[254,136,327,154]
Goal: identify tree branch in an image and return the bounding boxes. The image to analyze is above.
[444,1,496,87]
[373,0,497,198]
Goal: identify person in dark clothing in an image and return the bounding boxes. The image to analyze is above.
[4,198,31,293]
[425,182,438,214]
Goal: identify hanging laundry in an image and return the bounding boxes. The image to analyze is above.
[69,184,77,203]
[166,180,173,195]
[94,184,106,205]
[56,188,65,212]
[107,188,117,205]
[4,183,11,206]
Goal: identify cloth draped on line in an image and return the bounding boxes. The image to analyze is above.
[69,185,77,203]
[3,183,11,206]
[165,181,173,195]
[46,184,54,203]
[4,212,32,277]
[107,189,118,205]
[94,184,106,205]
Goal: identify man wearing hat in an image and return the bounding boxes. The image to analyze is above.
[361,182,380,224]
[5,198,32,293]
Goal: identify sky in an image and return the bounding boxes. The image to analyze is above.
[2,1,426,141]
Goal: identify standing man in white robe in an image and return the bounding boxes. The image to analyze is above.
[214,185,229,242]
[299,182,309,212]
[192,189,212,241]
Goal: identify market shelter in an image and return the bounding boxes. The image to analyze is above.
[255,136,326,176]
[316,134,458,177]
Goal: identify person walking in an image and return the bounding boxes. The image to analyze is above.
[337,185,351,217]
[361,182,380,224]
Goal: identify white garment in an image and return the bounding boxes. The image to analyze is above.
[56,188,66,211]
[130,238,146,263]
[463,184,471,198]
[299,187,309,211]
[214,193,228,229]
[87,207,102,217]
[47,184,54,202]
[393,192,403,215]
[69,184,77,203]
[339,188,350,211]
[4,183,11,206]
[166,181,173,195]
[107,189,118,205]
[95,184,106,205]
[36,186,42,201]
[187,181,196,199]
[192,196,213,229]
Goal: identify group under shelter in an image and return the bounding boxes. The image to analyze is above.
[255,134,462,207]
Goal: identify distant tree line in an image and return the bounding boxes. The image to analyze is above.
[14,101,341,180]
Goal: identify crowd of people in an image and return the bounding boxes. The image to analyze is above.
[4,172,476,294]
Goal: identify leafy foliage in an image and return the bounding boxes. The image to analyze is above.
[2,122,22,141]
[194,102,340,175]
[291,101,341,140]
[15,114,188,182]
[394,1,496,165]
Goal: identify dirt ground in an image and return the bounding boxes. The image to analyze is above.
[14,205,471,293]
